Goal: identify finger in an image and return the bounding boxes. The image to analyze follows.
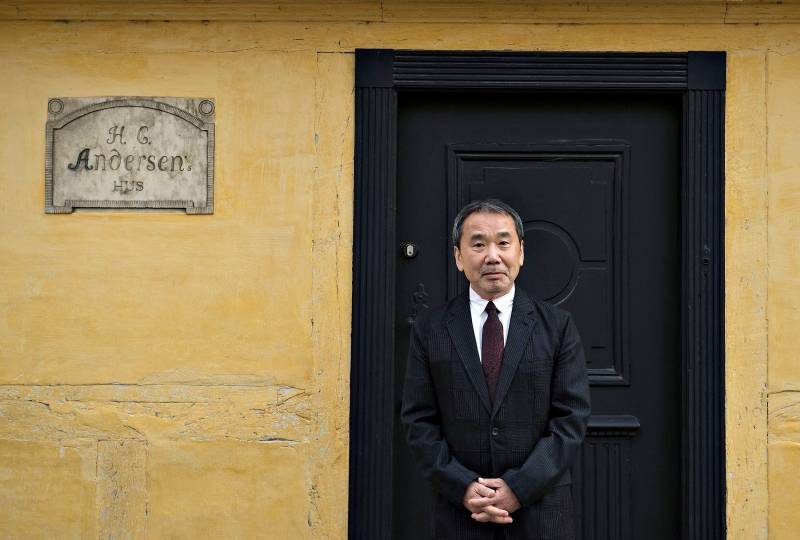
[471,512,491,523]
[467,496,497,509]
[481,504,509,518]
[471,510,513,525]
[473,484,496,498]
[466,498,504,513]
[478,477,504,489]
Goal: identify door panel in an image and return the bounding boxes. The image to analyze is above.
[394,92,681,539]
[446,144,627,384]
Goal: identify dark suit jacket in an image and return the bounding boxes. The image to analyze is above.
[400,288,591,540]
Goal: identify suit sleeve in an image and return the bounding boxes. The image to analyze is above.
[501,313,591,507]
[400,315,478,507]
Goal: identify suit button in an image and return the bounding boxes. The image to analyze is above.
[491,428,499,436]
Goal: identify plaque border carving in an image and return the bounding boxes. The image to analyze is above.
[45,97,215,214]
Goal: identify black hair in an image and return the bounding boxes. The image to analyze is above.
[452,199,524,247]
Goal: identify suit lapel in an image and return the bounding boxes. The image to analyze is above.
[446,293,492,414]
[492,289,537,415]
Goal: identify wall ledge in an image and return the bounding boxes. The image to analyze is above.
[2,0,800,24]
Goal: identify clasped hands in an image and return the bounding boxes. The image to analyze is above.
[462,477,521,524]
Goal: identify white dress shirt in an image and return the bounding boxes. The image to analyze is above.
[468,285,515,363]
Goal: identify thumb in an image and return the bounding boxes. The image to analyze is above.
[478,477,504,488]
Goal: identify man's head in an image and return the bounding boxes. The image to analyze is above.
[452,199,525,300]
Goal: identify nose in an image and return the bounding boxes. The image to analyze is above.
[484,244,501,263]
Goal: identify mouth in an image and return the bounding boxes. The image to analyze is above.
[482,271,506,278]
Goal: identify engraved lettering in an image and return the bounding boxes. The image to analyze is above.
[67,148,93,171]
[109,149,121,171]
[46,98,214,214]
[112,180,142,193]
[136,125,150,145]
[106,125,126,145]
[93,153,107,171]
[170,155,184,172]
[66,148,193,176]
[67,149,194,175]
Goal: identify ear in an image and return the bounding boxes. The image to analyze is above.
[454,245,464,272]
[519,240,524,267]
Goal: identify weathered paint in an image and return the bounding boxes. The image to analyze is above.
[0,1,797,537]
[766,48,800,540]
[726,49,770,540]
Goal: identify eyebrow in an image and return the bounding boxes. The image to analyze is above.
[469,230,513,241]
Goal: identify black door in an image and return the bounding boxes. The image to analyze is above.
[393,92,681,539]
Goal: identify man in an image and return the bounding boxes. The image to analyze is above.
[401,199,591,540]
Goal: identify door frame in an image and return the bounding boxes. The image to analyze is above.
[349,50,726,539]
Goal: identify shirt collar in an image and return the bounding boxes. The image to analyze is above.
[468,285,515,314]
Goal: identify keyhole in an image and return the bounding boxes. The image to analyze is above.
[402,242,418,259]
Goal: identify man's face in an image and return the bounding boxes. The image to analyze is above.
[454,211,524,300]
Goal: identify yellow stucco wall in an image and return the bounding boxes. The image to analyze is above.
[0,1,797,538]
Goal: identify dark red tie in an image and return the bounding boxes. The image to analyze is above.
[482,301,504,403]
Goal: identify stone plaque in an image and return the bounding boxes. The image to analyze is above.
[45,97,214,214]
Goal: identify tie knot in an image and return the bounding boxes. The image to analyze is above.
[485,301,498,315]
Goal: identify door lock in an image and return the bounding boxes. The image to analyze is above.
[401,242,419,259]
